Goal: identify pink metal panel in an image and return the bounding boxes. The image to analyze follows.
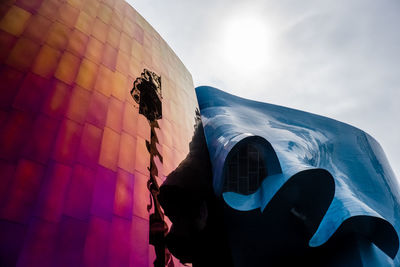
[0,65,24,109]
[34,162,72,222]
[108,216,132,267]
[0,0,197,265]
[0,110,35,160]
[76,122,103,168]
[52,118,83,165]
[13,72,50,113]
[83,216,111,267]
[53,216,88,267]
[113,168,134,219]
[0,159,45,223]
[17,218,57,267]
[90,166,117,221]
[85,90,109,128]
[41,79,72,120]
[22,114,60,164]
[63,164,96,221]
[130,215,149,267]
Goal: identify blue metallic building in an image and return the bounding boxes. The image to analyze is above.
[195,86,400,266]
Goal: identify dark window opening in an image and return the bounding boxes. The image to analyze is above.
[223,143,267,195]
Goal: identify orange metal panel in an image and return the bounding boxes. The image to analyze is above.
[105,97,124,133]
[122,102,138,137]
[75,58,98,91]
[38,0,64,21]
[98,127,120,171]
[118,32,131,55]
[22,14,52,43]
[82,0,99,18]
[57,2,79,28]
[94,64,113,97]
[102,43,117,70]
[55,51,81,85]
[31,44,61,79]
[86,91,108,128]
[111,71,127,101]
[0,5,31,36]
[66,29,89,57]
[131,38,143,62]
[65,85,91,124]
[132,171,149,219]
[45,22,71,50]
[106,25,120,49]
[115,50,129,75]
[92,18,108,43]
[118,131,136,174]
[98,3,112,24]
[85,36,104,64]
[135,136,149,175]
[75,11,94,36]
[6,37,40,71]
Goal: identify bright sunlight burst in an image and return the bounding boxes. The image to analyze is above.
[222,16,271,72]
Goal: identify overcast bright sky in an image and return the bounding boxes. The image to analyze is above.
[128,0,400,180]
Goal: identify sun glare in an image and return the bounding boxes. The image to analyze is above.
[222,16,271,72]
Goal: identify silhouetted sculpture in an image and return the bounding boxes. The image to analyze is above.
[131,69,174,267]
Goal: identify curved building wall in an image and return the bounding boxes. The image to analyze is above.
[0,0,197,266]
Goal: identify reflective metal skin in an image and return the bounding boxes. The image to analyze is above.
[196,86,400,266]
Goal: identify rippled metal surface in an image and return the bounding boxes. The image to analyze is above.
[196,86,400,264]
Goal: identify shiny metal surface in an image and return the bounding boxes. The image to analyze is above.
[196,86,400,264]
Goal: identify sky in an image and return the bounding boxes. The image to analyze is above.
[128,0,400,180]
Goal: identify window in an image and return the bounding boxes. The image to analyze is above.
[223,142,267,194]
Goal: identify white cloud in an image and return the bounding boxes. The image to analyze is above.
[128,0,400,179]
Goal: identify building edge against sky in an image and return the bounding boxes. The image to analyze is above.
[0,0,197,266]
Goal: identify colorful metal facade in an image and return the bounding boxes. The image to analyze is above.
[0,0,198,266]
